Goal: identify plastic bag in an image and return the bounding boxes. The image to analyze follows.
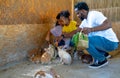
[71,32,79,48]
[77,32,88,50]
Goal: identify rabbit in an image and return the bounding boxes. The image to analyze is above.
[28,48,39,58]
[66,47,75,60]
[30,54,41,64]
[41,44,59,64]
[41,45,55,64]
[28,48,45,64]
[77,50,93,64]
[81,54,93,64]
[48,44,54,57]
[34,70,53,78]
[57,46,72,65]
[40,51,52,64]
[48,44,58,59]
[34,68,60,78]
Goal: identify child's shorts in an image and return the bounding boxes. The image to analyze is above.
[58,39,65,46]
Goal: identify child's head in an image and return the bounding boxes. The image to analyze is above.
[55,12,64,26]
[59,10,70,26]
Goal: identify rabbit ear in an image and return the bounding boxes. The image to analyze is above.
[63,48,67,51]
[44,48,48,52]
[57,46,63,51]
[49,44,52,47]
[59,46,64,49]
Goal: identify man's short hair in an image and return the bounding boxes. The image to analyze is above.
[74,2,89,11]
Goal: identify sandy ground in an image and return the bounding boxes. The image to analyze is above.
[0,55,120,78]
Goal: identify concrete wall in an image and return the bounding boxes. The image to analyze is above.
[0,0,72,24]
[0,0,72,66]
[0,24,51,66]
[110,22,120,56]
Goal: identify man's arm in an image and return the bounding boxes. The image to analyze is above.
[83,19,112,34]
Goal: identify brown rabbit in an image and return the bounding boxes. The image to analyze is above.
[41,44,58,64]
[81,54,93,64]
[28,48,45,64]
[28,48,39,58]
[34,68,60,78]
[34,70,50,78]
[41,52,52,64]
[77,50,93,64]
[30,54,41,64]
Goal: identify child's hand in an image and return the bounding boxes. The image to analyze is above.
[54,41,58,47]
[55,36,63,42]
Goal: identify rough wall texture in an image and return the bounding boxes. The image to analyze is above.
[0,24,52,66]
[112,22,120,41]
[0,0,72,24]
[111,22,120,56]
[74,0,120,22]
[0,0,72,66]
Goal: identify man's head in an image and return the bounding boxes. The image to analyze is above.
[74,2,89,21]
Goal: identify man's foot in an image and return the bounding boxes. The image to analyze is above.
[104,53,111,59]
[88,59,108,69]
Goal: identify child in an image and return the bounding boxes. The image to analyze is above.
[46,10,81,49]
[45,12,65,46]
[58,10,79,49]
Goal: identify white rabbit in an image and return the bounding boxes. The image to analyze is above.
[57,47,72,65]
[47,44,58,59]
[47,44,55,57]
[34,71,53,78]
[34,68,60,78]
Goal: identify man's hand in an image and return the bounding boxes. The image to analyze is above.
[76,27,82,32]
[82,27,93,34]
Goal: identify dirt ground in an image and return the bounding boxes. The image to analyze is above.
[0,54,120,78]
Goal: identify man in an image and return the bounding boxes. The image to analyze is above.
[74,2,119,69]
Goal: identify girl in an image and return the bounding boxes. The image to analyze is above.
[58,10,79,49]
[45,12,65,46]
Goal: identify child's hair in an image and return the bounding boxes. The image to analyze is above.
[55,10,70,26]
[55,12,61,26]
[56,12,61,19]
[55,21,59,26]
[60,10,70,18]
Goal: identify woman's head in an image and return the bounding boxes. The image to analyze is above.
[59,10,71,26]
